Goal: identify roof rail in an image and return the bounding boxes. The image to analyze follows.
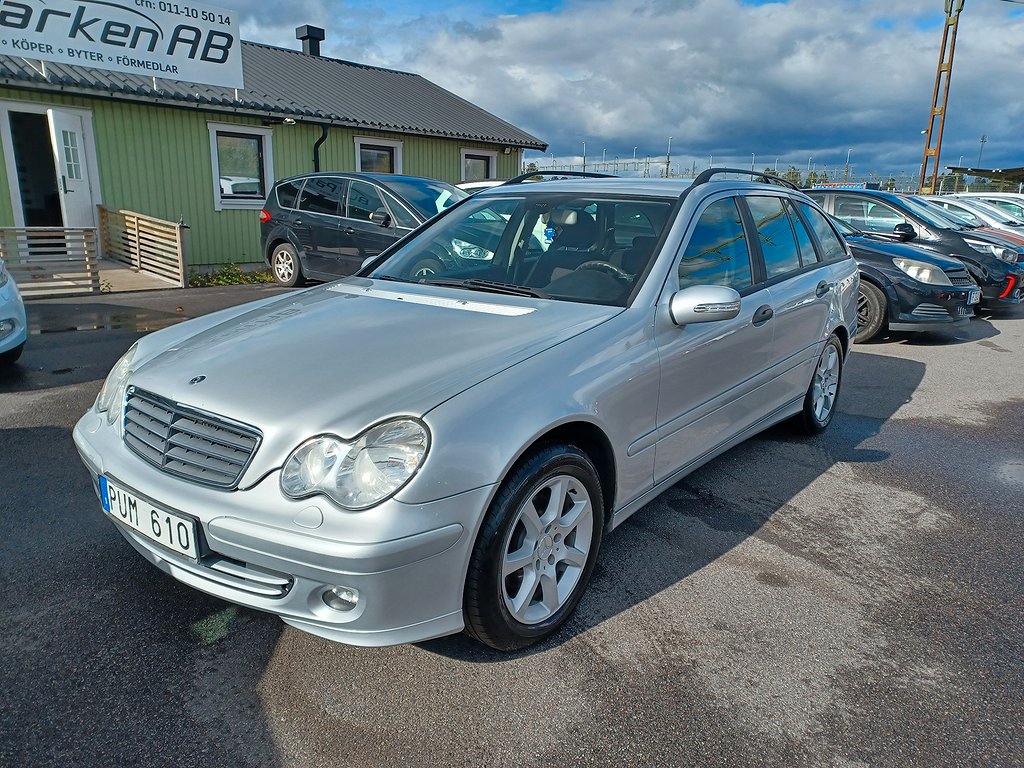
[691,167,799,191]
[501,171,617,186]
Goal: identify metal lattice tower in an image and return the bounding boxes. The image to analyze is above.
[918,0,965,194]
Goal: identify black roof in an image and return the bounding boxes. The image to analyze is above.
[0,41,547,150]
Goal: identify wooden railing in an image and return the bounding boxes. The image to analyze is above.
[99,207,188,288]
[0,227,100,298]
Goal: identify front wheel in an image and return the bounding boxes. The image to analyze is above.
[464,444,604,651]
[793,334,844,435]
[0,341,24,365]
[854,281,887,343]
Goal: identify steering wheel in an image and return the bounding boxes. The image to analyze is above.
[575,260,630,280]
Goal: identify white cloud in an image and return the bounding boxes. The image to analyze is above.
[233,0,1024,177]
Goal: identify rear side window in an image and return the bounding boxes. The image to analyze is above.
[787,200,819,266]
[275,180,303,209]
[799,203,847,262]
[678,198,753,291]
[298,177,344,216]
[746,196,801,279]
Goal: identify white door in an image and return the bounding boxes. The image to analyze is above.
[46,109,96,228]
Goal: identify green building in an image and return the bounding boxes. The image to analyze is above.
[0,26,546,277]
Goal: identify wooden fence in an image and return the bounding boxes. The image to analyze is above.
[0,227,100,298]
[99,207,188,288]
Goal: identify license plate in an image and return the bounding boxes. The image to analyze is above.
[968,289,981,305]
[99,476,199,559]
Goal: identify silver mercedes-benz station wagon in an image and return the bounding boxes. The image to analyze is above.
[74,170,858,651]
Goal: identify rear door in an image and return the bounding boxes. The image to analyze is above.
[653,194,774,482]
[742,195,837,411]
[294,177,348,277]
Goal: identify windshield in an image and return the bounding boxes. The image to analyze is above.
[383,178,469,219]
[900,195,968,229]
[368,192,675,307]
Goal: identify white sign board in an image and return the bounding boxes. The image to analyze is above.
[0,0,243,88]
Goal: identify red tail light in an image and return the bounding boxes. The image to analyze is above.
[258,209,271,224]
[998,275,1016,299]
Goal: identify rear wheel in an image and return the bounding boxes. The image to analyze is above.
[854,281,886,343]
[793,334,843,435]
[464,444,604,651]
[271,243,304,287]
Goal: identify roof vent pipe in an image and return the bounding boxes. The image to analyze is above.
[296,25,325,57]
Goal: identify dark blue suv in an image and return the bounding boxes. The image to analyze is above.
[260,173,468,286]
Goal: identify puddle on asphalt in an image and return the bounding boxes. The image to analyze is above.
[27,306,187,335]
[994,460,1024,489]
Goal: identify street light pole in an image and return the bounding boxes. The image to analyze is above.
[582,140,586,172]
[751,153,755,172]
[978,134,987,166]
[633,146,638,171]
[665,136,673,178]
[844,148,853,182]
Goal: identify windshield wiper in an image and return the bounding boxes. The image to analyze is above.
[373,274,412,284]
[420,278,547,299]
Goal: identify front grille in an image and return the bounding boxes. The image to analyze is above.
[911,303,951,319]
[123,387,261,489]
[944,267,974,286]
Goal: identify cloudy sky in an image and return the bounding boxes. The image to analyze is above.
[234,0,1023,181]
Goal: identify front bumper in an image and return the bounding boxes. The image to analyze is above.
[886,278,977,332]
[74,410,493,646]
[0,278,27,354]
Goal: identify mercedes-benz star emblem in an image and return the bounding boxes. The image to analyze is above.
[188,375,206,385]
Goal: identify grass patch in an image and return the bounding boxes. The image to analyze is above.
[188,263,276,287]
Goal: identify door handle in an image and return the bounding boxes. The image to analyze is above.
[815,280,832,297]
[61,175,69,194]
[752,304,774,326]
[294,219,303,226]
[343,227,356,235]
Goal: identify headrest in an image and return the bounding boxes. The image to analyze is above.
[550,208,578,226]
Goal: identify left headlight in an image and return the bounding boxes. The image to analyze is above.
[281,419,430,509]
[95,343,138,425]
[892,257,952,286]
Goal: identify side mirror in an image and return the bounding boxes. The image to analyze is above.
[369,208,392,227]
[669,285,742,326]
[893,222,916,241]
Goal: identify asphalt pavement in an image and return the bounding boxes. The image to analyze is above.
[1,285,1021,767]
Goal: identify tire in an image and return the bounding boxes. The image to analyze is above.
[270,243,304,287]
[464,444,605,651]
[793,334,843,435]
[854,281,887,343]
[410,257,443,279]
[0,341,24,365]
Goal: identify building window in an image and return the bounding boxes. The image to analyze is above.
[208,123,274,211]
[461,149,498,181]
[355,137,403,174]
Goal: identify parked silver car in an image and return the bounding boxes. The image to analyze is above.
[74,171,859,650]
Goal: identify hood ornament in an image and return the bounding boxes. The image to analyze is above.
[188,375,206,385]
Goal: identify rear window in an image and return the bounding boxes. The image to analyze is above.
[276,180,303,209]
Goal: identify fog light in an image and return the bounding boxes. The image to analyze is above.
[322,586,359,612]
[0,319,14,340]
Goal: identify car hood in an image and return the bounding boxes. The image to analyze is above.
[128,279,619,481]
[846,235,967,271]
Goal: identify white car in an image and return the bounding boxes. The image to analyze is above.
[0,256,27,365]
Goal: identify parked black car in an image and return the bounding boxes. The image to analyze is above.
[260,173,468,286]
[830,217,980,342]
[806,188,1024,309]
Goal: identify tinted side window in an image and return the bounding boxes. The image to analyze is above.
[298,177,344,216]
[747,196,801,279]
[275,180,303,209]
[678,198,752,290]
[835,194,904,234]
[799,203,847,262]
[347,180,386,221]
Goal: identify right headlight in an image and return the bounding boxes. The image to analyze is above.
[95,343,138,425]
[892,258,952,286]
[280,419,429,509]
[964,239,1018,262]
